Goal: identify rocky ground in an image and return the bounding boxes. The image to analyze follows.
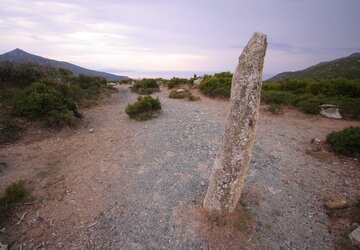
[0,85,359,249]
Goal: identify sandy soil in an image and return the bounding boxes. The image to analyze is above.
[0,85,359,249]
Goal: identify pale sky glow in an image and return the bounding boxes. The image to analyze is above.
[0,0,359,78]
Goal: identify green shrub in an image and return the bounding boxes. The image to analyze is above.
[167,77,190,89]
[326,127,360,156]
[11,82,79,128]
[125,96,161,120]
[0,116,21,144]
[130,79,159,94]
[261,91,296,105]
[200,72,232,98]
[0,180,26,207]
[268,103,282,115]
[296,96,324,114]
[169,89,196,101]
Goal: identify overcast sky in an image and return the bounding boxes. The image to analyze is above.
[0,0,359,78]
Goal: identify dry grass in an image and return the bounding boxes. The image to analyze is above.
[172,202,258,249]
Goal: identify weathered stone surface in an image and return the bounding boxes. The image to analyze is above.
[349,227,360,246]
[324,199,348,209]
[319,104,342,119]
[203,32,267,213]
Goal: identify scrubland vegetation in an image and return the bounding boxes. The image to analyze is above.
[0,61,115,143]
[126,96,161,120]
[262,78,360,119]
[199,72,232,98]
[169,89,196,101]
[130,78,160,94]
[326,127,360,157]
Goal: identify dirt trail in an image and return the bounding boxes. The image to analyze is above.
[0,86,359,249]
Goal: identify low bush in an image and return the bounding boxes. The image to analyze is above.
[11,82,79,128]
[267,103,282,115]
[169,89,197,101]
[326,127,360,156]
[261,91,296,105]
[200,72,232,98]
[0,180,26,207]
[0,116,22,144]
[125,96,161,120]
[167,77,191,89]
[130,79,159,94]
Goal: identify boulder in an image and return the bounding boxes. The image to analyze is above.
[319,104,342,119]
[176,89,185,93]
[193,78,203,86]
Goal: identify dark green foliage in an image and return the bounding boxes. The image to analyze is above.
[269,53,360,81]
[0,180,26,207]
[200,72,232,98]
[130,79,159,94]
[326,127,360,156]
[0,116,22,144]
[0,61,111,131]
[11,82,77,128]
[126,96,161,120]
[261,78,360,118]
[260,91,296,105]
[167,77,191,89]
[0,61,72,88]
[169,89,196,101]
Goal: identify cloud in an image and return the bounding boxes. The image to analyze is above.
[0,0,359,77]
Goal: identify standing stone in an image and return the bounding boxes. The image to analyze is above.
[203,32,267,213]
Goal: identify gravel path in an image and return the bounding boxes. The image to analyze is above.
[1,86,359,249]
[82,86,359,249]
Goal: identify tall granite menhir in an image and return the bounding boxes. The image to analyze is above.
[203,32,268,213]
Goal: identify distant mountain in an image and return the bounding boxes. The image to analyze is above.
[268,53,360,81]
[0,48,128,81]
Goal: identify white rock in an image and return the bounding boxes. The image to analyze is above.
[89,128,95,133]
[319,104,342,119]
[176,89,185,93]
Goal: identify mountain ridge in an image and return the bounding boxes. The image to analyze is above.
[0,48,127,81]
[268,53,360,81]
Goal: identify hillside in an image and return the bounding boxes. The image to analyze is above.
[0,48,127,81]
[268,53,360,81]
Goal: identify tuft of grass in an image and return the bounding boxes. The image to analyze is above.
[267,103,282,115]
[326,127,360,157]
[169,89,197,101]
[0,116,22,144]
[0,180,26,207]
[125,96,161,120]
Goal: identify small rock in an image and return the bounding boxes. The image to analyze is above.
[176,89,185,93]
[200,181,206,186]
[349,227,360,246]
[324,199,349,209]
[89,128,95,133]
